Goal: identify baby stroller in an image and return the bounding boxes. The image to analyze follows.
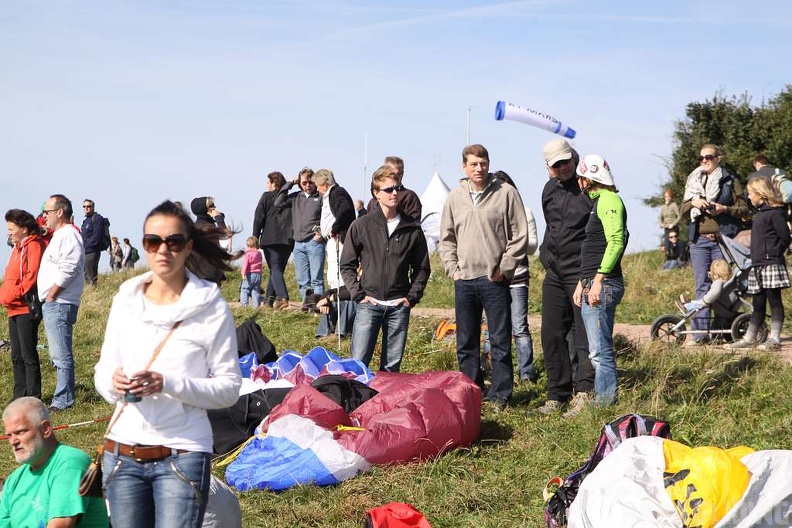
[650,233,768,345]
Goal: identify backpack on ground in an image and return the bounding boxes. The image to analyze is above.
[236,319,277,364]
[207,387,292,454]
[543,413,672,528]
[129,246,140,263]
[99,217,111,251]
[310,374,378,413]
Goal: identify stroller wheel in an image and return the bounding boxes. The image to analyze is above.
[651,314,686,345]
[730,313,768,343]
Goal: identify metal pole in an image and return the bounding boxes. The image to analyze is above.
[336,237,342,352]
[363,133,368,202]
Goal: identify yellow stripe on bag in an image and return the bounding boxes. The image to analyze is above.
[662,439,753,528]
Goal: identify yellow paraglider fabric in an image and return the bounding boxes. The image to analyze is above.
[662,439,754,527]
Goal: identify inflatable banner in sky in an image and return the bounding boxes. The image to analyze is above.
[495,101,576,139]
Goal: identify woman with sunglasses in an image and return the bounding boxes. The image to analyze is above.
[679,144,748,345]
[0,209,46,400]
[94,200,241,528]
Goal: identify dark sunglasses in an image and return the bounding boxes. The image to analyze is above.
[142,234,189,253]
[551,159,571,169]
[378,184,405,194]
[698,154,717,162]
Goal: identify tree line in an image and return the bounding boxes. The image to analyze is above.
[647,84,792,208]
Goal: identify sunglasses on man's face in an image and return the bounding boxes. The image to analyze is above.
[378,184,405,194]
[698,154,717,162]
[142,234,189,253]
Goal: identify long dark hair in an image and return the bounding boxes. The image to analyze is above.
[145,200,236,274]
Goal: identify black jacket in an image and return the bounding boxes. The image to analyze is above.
[339,207,430,307]
[539,177,592,281]
[328,185,356,243]
[252,190,293,247]
[750,204,790,266]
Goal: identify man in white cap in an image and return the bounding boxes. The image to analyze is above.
[572,154,628,410]
[534,139,594,418]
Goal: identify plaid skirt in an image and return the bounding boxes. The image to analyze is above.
[746,263,791,294]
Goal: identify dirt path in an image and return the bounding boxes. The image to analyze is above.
[411,307,792,364]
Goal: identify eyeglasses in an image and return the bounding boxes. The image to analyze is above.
[378,185,405,194]
[551,159,572,169]
[698,154,717,162]
[142,234,189,253]
[83,204,93,209]
[668,236,678,240]
[42,209,58,215]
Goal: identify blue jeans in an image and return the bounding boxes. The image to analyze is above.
[103,449,211,528]
[689,237,723,336]
[581,277,625,406]
[351,302,411,372]
[42,301,78,409]
[293,239,326,301]
[240,272,262,307]
[315,300,356,337]
[510,286,536,381]
[662,259,683,270]
[455,277,513,403]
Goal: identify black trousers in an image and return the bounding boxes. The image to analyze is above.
[541,271,594,401]
[9,312,42,399]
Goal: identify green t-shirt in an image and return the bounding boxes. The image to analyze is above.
[0,443,108,528]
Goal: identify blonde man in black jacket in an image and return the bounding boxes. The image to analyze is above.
[340,165,430,372]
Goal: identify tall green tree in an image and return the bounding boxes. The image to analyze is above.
[646,85,792,208]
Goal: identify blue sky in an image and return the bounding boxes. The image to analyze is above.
[1,1,790,273]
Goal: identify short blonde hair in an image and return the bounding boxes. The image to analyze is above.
[246,236,259,249]
[709,259,731,281]
[312,169,335,186]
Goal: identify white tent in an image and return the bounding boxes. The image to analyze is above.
[419,171,452,252]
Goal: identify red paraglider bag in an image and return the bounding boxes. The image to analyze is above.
[364,502,432,528]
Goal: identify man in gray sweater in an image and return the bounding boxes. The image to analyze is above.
[439,144,528,410]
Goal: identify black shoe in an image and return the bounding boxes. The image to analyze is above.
[48,405,64,414]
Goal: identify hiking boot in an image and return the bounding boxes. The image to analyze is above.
[756,339,781,351]
[562,392,591,419]
[531,400,564,415]
[684,338,709,348]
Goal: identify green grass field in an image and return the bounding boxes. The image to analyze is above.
[1,251,791,527]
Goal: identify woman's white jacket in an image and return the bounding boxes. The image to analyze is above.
[94,271,241,453]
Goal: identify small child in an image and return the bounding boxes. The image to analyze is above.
[726,176,790,350]
[240,236,263,308]
[676,259,731,313]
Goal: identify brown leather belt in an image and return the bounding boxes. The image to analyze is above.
[104,439,189,462]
